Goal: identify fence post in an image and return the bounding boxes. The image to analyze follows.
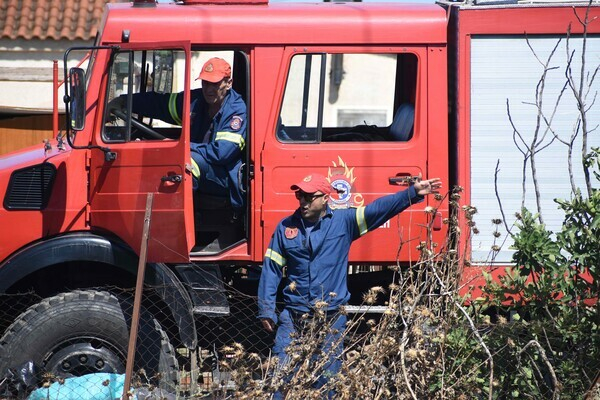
[122,193,154,400]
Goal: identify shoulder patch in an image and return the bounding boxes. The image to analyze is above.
[230,115,243,131]
[285,227,298,239]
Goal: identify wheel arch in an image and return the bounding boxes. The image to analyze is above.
[0,232,197,349]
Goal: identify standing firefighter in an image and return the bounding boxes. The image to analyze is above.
[258,173,442,396]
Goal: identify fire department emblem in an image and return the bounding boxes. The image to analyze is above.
[230,116,242,130]
[285,227,298,239]
[205,63,214,72]
[328,157,364,209]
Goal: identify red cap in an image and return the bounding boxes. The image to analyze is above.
[197,58,231,83]
[290,173,333,194]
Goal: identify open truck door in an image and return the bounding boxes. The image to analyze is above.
[89,42,194,263]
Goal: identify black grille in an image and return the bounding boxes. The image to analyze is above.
[4,164,56,210]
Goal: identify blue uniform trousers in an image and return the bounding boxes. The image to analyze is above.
[190,152,229,198]
[273,308,347,399]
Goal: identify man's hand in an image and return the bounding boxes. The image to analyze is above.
[261,318,276,333]
[414,178,442,196]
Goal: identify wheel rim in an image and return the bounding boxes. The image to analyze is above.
[43,337,125,378]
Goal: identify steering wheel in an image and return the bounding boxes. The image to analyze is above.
[110,109,167,140]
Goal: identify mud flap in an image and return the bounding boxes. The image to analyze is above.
[175,264,230,316]
[147,263,198,350]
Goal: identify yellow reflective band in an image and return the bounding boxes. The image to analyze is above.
[215,131,245,150]
[265,248,286,267]
[168,93,181,125]
[356,207,368,236]
[191,158,201,179]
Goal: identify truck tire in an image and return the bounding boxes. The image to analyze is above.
[0,290,178,392]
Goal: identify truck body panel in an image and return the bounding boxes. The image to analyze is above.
[449,4,600,265]
[101,2,447,46]
[0,0,596,283]
[0,147,88,263]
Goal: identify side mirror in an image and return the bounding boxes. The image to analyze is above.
[69,67,86,131]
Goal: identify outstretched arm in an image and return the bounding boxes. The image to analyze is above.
[351,177,444,239]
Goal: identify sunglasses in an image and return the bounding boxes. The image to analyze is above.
[295,191,326,203]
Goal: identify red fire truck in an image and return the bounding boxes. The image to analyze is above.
[0,0,598,386]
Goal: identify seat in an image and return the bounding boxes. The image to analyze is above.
[389,103,415,141]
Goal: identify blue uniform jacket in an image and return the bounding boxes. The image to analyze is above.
[258,186,423,324]
[130,88,247,208]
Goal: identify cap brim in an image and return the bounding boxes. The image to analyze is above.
[290,183,313,192]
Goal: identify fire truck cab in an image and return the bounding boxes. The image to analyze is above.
[0,0,449,383]
[76,0,448,265]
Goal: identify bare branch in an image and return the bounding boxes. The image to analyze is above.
[494,160,512,234]
[519,340,561,400]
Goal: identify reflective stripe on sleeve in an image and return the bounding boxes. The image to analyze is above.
[191,158,201,179]
[265,248,286,267]
[215,131,245,150]
[356,206,368,236]
[168,93,182,125]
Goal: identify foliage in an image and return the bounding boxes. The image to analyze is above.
[208,183,599,399]
[480,148,600,399]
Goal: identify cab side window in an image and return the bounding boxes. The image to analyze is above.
[103,49,182,142]
[277,53,417,143]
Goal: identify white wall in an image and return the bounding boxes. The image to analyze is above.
[0,39,89,113]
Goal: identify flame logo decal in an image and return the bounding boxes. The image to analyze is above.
[327,156,364,209]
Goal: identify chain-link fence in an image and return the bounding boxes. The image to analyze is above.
[0,267,598,400]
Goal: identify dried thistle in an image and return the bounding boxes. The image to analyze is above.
[314,300,328,309]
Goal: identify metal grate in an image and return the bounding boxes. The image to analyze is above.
[4,163,56,210]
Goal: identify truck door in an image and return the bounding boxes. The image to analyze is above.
[90,43,194,263]
[261,48,446,263]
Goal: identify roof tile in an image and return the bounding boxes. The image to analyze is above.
[0,0,124,41]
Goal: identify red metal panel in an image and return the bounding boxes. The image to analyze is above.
[457,5,600,35]
[100,2,447,46]
[0,148,89,262]
[182,0,268,4]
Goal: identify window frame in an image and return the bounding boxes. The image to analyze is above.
[276,49,420,144]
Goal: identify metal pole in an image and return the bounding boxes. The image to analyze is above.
[52,61,58,138]
[122,193,154,400]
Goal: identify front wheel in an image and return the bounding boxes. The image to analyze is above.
[0,290,178,392]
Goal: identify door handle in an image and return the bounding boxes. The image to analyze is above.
[161,174,182,183]
[389,173,421,186]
